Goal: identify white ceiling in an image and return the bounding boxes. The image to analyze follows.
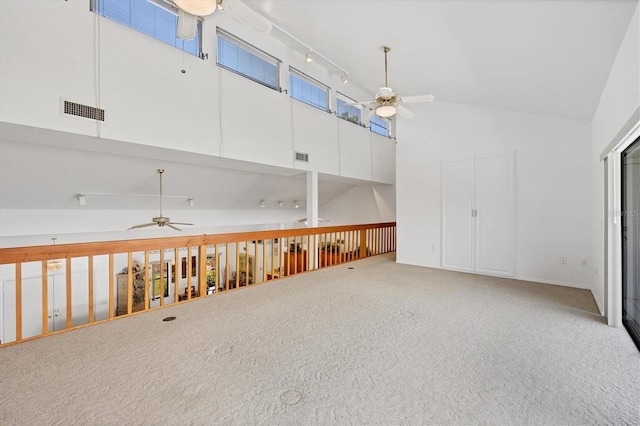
[243,0,638,120]
[0,124,362,211]
[1,1,636,213]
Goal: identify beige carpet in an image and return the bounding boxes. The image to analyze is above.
[1,253,639,425]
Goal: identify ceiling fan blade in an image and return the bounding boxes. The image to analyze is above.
[168,222,194,226]
[396,105,415,119]
[296,218,330,223]
[342,100,376,107]
[364,108,377,123]
[228,0,271,33]
[165,223,183,231]
[176,8,197,40]
[128,223,157,230]
[399,94,435,104]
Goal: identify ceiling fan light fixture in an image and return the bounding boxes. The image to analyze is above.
[305,50,313,64]
[47,260,63,272]
[47,238,63,272]
[174,0,218,16]
[376,105,397,118]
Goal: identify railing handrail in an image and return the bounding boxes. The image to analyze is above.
[0,222,397,264]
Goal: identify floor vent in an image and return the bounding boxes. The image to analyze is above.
[63,100,105,121]
[295,152,309,162]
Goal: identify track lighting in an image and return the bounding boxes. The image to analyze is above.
[77,194,87,206]
[260,200,265,208]
[188,198,195,207]
[278,201,283,208]
[305,50,313,64]
[341,72,349,84]
[294,201,299,209]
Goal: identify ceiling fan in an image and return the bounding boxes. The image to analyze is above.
[173,0,269,39]
[346,46,435,120]
[128,169,194,231]
[173,0,222,40]
[174,0,223,17]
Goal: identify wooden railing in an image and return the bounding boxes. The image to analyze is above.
[0,222,395,346]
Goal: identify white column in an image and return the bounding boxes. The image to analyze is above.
[306,171,319,271]
[306,171,318,228]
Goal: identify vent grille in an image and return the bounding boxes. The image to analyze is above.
[63,100,105,121]
[295,152,309,162]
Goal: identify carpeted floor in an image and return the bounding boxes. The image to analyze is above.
[1,253,639,425]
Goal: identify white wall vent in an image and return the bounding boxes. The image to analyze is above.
[63,100,105,121]
[295,152,309,162]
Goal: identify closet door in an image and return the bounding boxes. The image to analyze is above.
[442,158,475,271]
[475,153,514,277]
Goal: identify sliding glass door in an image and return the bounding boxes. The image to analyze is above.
[622,137,640,350]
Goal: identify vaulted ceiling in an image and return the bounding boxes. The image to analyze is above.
[1,0,637,213]
[244,0,637,120]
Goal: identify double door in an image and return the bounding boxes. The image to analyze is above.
[2,270,90,342]
[442,152,515,277]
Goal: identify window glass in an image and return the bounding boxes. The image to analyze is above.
[370,115,390,137]
[93,0,201,57]
[289,69,329,111]
[217,30,280,90]
[336,95,362,126]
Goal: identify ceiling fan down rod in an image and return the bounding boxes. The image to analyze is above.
[383,46,390,88]
[158,168,164,217]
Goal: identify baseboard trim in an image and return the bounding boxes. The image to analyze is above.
[397,261,593,290]
[515,276,590,290]
[591,287,605,315]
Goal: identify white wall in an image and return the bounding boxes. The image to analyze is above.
[590,4,640,312]
[0,0,392,184]
[319,184,396,225]
[0,209,303,248]
[396,102,592,288]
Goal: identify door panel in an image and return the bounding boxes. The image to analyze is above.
[2,277,44,341]
[442,158,475,271]
[622,138,640,350]
[476,153,514,276]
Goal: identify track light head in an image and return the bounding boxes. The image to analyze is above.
[305,50,313,64]
[341,72,349,84]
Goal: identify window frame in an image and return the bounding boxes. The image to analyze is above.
[288,67,330,112]
[336,92,363,127]
[216,28,281,91]
[91,0,203,57]
[370,115,391,138]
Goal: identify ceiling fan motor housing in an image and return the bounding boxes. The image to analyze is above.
[376,87,397,105]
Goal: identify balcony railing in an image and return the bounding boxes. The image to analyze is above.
[0,222,395,346]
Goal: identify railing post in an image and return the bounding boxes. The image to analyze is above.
[360,229,367,259]
[199,245,207,296]
[15,263,22,342]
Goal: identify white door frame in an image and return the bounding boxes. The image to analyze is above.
[603,116,640,327]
